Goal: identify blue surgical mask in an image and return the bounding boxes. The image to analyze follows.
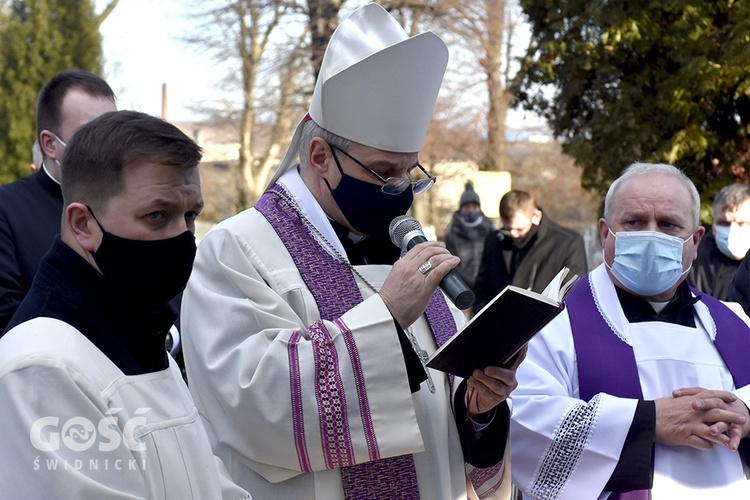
[715,225,750,260]
[605,229,692,296]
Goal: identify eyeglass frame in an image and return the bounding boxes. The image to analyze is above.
[328,143,435,195]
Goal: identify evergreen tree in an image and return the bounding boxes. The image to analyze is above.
[0,0,105,183]
[513,1,750,210]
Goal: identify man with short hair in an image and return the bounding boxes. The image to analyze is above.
[689,183,750,299]
[0,111,250,499]
[511,163,750,498]
[0,69,117,331]
[181,4,518,499]
[472,189,587,312]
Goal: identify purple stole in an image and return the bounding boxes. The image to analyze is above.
[567,274,750,500]
[256,184,457,499]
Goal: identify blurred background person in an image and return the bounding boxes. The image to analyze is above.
[0,69,116,332]
[444,181,493,291]
[29,139,42,174]
[473,189,587,312]
[690,183,750,299]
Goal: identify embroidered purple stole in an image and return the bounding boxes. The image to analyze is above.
[256,184,457,499]
[567,275,750,500]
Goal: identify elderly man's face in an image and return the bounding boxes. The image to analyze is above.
[93,162,203,241]
[599,173,703,299]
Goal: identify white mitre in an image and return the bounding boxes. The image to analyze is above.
[267,2,449,188]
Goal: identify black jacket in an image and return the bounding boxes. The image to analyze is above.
[688,233,742,300]
[0,169,62,331]
[473,213,588,313]
[727,249,750,316]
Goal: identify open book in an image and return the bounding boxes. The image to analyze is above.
[426,267,580,379]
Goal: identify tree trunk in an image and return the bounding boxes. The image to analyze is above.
[307,0,345,79]
[483,0,507,171]
[236,5,257,211]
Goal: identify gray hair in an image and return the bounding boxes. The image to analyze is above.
[298,119,351,169]
[604,162,700,227]
[712,183,750,216]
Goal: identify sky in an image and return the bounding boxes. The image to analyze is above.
[97,0,220,123]
[96,1,548,133]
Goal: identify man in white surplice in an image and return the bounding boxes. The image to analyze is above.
[0,111,249,499]
[181,3,524,500]
[510,162,750,499]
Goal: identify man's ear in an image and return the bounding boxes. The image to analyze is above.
[531,209,543,225]
[598,218,609,245]
[66,202,100,253]
[308,137,332,178]
[690,225,706,261]
[39,130,57,159]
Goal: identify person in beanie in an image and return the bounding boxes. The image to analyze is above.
[444,181,493,289]
[181,3,519,499]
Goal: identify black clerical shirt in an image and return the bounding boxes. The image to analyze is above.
[616,280,700,327]
[2,237,174,375]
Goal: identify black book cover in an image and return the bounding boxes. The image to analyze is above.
[427,268,576,379]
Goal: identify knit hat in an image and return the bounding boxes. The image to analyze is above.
[267,2,449,188]
[459,181,481,207]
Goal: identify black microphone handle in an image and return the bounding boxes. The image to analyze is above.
[440,269,476,310]
[405,234,475,310]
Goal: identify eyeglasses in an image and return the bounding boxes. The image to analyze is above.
[329,143,435,195]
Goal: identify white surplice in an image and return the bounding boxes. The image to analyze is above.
[181,169,508,499]
[0,317,250,499]
[510,264,750,499]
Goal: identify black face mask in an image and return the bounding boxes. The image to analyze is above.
[87,207,197,306]
[510,223,539,249]
[326,172,413,240]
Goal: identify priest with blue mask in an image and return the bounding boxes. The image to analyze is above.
[181,3,521,499]
[511,162,750,498]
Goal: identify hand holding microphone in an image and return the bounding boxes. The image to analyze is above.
[388,215,475,310]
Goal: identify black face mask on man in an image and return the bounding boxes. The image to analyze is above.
[324,147,414,240]
[87,206,197,306]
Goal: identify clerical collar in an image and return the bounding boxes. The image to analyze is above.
[329,218,401,266]
[616,279,700,327]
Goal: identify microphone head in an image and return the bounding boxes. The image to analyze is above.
[389,215,423,249]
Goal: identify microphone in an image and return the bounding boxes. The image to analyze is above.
[389,215,475,310]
